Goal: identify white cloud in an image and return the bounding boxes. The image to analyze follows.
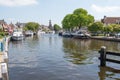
[91,4,120,13]
[0,0,38,7]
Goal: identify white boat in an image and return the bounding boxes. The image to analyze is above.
[71,30,90,39]
[38,30,46,35]
[46,31,55,34]
[62,32,72,37]
[11,30,24,41]
[25,31,33,37]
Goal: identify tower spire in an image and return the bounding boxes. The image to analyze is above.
[49,20,52,30]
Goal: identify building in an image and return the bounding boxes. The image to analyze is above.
[0,19,8,32]
[0,20,16,34]
[48,20,53,30]
[16,22,26,28]
[101,16,120,25]
[40,25,50,32]
[8,23,15,34]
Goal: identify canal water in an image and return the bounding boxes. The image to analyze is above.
[8,34,120,80]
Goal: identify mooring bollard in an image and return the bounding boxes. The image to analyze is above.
[1,63,9,80]
[100,46,106,67]
[3,51,8,63]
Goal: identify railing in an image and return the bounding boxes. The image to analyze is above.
[99,46,120,67]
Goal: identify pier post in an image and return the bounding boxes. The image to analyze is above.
[100,46,106,67]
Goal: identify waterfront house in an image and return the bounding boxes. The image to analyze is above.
[16,22,26,28]
[101,16,120,25]
[8,23,15,34]
[0,19,8,32]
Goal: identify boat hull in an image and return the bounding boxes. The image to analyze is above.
[11,36,24,41]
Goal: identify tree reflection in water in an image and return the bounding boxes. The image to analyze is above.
[62,38,120,80]
[62,38,120,64]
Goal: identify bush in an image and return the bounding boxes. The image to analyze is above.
[0,32,5,36]
[0,35,2,39]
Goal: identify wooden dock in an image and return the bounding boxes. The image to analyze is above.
[0,37,10,80]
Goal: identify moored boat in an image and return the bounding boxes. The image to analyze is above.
[11,30,24,41]
[24,31,33,37]
[71,30,90,39]
[62,32,72,37]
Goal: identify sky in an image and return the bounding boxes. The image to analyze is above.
[0,0,120,26]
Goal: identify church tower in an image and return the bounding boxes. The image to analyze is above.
[49,20,53,30]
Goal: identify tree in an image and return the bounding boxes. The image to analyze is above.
[62,8,94,30]
[62,14,74,31]
[24,22,40,32]
[103,25,113,36]
[111,24,120,38]
[112,24,120,33]
[73,8,88,15]
[53,24,61,31]
[88,22,103,35]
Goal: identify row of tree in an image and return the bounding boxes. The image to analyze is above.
[23,22,61,33]
[23,22,40,32]
[88,22,120,36]
[62,8,120,36]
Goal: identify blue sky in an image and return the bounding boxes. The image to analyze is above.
[0,0,120,26]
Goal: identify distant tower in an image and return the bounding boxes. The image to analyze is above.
[49,20,53,30]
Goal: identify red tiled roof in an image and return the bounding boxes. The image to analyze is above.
[102,17,120,24]
[9,23,15,28]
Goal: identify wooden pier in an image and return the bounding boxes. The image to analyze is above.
[0,37,10,80]
[99,46,120,67]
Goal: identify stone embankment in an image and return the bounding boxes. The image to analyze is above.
[0,37,10,80]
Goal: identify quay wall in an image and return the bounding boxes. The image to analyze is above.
[91,37,120,42]
[0,37,10,80]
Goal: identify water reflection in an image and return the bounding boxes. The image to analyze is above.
[9,35,120,80]
[10,41,23,49]
[62,38,120,80]
[62,38,91,64]
[63,38,120,51]
[62,38,120,64]
[98,66,120,80]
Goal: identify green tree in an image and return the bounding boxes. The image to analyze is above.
[0,25,4,38]
[53,24,61,31]
[112,24,120,33]
[103,25,113,36]
[111,24,120,38]
[62,8,94,30]
[24,22,40,32]
[88,22,103,35]
[73,8,88,15]
[62,14,74,31]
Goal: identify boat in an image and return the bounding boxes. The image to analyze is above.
[46,31,55,34]
[24,31,33,37]
[62,32,72,37]
[11,30,24,41]
[58,32,63,36]
[71,30,91,39]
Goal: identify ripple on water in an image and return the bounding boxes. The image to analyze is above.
[8,35,120,80]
